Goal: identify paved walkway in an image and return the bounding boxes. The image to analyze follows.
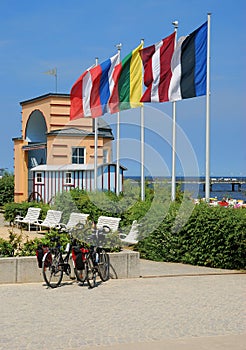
[1,259,245,350]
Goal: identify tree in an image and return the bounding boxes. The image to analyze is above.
[0,172,14,206]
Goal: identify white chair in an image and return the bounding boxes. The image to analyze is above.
[34,210,62,231]
[96,216,121,232]
[14,207,41,231]
[119,220,139,245]
[57,212,89,232]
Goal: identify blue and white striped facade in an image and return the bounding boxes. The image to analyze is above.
[31,163,125,203]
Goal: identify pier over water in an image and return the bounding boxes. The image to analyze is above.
[175,178,246,192]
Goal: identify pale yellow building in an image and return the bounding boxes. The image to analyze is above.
[13,93,125,203]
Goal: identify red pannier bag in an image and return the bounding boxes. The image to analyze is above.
[72,246,88,270]
[36,245,49,268]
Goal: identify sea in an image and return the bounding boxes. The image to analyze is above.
[125,176,246,202]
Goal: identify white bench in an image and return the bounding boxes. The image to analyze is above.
[57,212,89,231]
[96,216,121,232]
[34,210,63,231]
[14,207,41,231]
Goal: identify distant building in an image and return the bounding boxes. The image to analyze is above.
[13,93,125,203]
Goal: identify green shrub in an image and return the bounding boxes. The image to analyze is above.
[51,191,78,223]
[136,203,246,270]
[0,172,14,206]
[2,184,245,270]
[0,229,72,257]
[4,202,49,225]
[0,238,14,257]
[0,229,23,256]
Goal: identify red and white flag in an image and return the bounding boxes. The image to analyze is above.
[140,32,175,102]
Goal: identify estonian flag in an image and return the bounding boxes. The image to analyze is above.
[169,21,208,101]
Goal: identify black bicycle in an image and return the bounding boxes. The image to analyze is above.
[72,244,97,288]
[42,236,74,288]
[73,225,110,286]
[42,225,110,288]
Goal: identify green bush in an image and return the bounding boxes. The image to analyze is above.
[0,238,14,256]
[0,229,72,257]
[3,202,49,225]
[0,172,14,207]
[1,184,245,270]
[136,203,246,270]
[0,229,23,257]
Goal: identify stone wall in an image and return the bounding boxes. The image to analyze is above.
[0,250,140,284]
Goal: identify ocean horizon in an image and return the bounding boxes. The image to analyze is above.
[125,176,246,202]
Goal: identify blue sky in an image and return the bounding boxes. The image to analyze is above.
[0,0,245,177]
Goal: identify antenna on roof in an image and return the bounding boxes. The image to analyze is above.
[43,68,57,93]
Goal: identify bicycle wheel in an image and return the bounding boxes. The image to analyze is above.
[42,251,63,288]
[86,256,97,288]
[98,249,109,282]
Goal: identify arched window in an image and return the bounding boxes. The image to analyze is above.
[25,110,47,143]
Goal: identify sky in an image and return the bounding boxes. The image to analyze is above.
[0,0,245,177]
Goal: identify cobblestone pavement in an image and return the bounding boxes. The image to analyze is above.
[1,272,245,349]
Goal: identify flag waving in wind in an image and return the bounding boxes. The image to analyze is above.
[109,43,143,113]
[169,21,207,101]
[70,66,93,120]
[140,22,207,103]
[70,52,120,119]
[140,33,175,102]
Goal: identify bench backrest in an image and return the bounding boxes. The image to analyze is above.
[42,210,62,226]
[97,216,121,232]
[24,207,41,222]
[66,213,89,229]
[123,220,139,243]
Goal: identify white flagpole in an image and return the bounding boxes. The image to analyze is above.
[116,44,122,196]
[171,21,178,201]
[116,110,120,195]
[205,13,211,201]
[94,57,99,191]
[140,39,145,201]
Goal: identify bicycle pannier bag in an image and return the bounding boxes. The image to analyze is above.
[72,246,85,270]
[36,245,48,268]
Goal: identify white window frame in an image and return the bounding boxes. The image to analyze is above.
[65,172,73,185]
[72,147,86,164]
[36,172,44,184]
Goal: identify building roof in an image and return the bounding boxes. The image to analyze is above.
[47,127,114,139]
[31,163,127,172]
[20,93,70,106]
[22,142,47,150]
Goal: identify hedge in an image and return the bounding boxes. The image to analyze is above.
[136,202,246,270]
[1,184,245,270]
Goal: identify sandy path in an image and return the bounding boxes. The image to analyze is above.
[0,213,45,242]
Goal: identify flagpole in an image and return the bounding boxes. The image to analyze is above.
[116,110,120,195]
[171,21,178,201]
[205,13,211,201]
[94,57,99,191]
[116,43,122,196]
[140,39,145,201]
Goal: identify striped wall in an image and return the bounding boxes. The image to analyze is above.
[32,165,123,203]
